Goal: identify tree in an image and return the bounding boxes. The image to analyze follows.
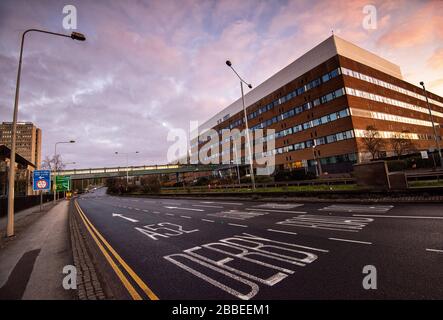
[361,125,385,160]
[390,130,416,159]
[41,154,66,171]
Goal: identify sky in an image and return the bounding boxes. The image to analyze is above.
[1,0,442,169]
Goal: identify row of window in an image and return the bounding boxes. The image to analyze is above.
[341,67,443,109]
[345,87,443,119]
[245,67,342,122]
[349,108,433,128]
[354,129,434,140]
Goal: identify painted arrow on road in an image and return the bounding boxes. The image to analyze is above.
[112,213,139,223]
[164,206,204,212]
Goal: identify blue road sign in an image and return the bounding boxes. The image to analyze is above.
[33,170,51,191]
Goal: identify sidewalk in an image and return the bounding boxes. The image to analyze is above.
[0,200,74,299]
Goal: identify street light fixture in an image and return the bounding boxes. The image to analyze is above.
[226,60,256,190]
[419,81,443,169]
[6,29,86,237]
[115,151,139,189]
[54,140,76,203]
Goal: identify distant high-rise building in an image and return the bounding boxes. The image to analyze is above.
[0,122,42,169]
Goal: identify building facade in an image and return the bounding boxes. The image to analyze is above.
[191,35,443,174]
[0,122,42,169]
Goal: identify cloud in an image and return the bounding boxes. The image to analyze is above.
[0,0,442,168]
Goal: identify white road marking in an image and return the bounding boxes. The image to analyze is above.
[267,229,298,236]
[164,206,204,212]
[320,204,393,213]
[153,211,160,214]
[353,214,443,219]
[165,213,175,216]
[254,203,304,209]
[201,201,243,206]
[163,202,182,205]
[142,209,149,213]
[201,219,215,223]
[112,213,139,223]
[134,208,140,211]
[228,223,248,228]
[192,204,223,208]
[328,237,372,245]
[426,248,443,253]
[247,208,307,214]
[180,216,192,219]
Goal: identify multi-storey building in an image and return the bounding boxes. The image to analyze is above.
[0,122,42,169]
[191,35,443,174]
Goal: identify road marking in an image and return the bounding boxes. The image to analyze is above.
[74,201,159,300]
[328,237,372,245]
[246,208,307,214]
[163,202,182,205]
[134,208,140,211]
[201,219,215,223]
[209,210,267,220]
[266,229,298,236]
[320,204,393,213]
[180,216,192,219]
[353,214,443,219]
[153,211,160,214]
[228,223,248,228]
[142,209,149,213]
[254,203,304,209]
[164,206,204,212]
[112,213,139,223]
[201,201,243,206]
[192,204,223,208]
[277,214,373,232]
[165,213,175,216]
[426,248,443,253]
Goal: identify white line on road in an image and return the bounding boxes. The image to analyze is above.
[112,213,139,223]
[246,208,307,214]
[192,204,223,208]
[142,209,149,213]
[266,229,298,236]
[328,237,372,245]
[180,216,192,219]
[353,214,443,219]
[153,211,160,214]
[164,206,204,212]
[201,201,243,206]
[134,208,140,211]
[426,248,443,253]
[165,213,175,216]
[201,219,215,223]
[228,223,248,228]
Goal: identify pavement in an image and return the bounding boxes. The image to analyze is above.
[74,187,443,300]
[0,200,74,300]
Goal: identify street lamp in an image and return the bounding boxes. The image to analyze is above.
[54,140,76,203]
[419,81,443,169]
[115,151,139,189]
[6,29,86,237]
[311,144,322,177]
[226,60,256,190]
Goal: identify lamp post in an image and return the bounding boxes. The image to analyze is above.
[226,60,256,190]
[115,151,139,190]
[312,143,323,177]
[420,81,443,169]
[54,140,75,203]
[6,29,85,237]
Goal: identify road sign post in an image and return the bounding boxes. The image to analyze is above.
[33,170,51,212]
[56,175,71,193]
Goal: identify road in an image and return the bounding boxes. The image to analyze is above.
[75,188,443,300]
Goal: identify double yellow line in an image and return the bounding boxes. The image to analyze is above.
[74,200,159,300]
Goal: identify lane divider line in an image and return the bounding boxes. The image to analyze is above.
[228,223,248,228]
[201,219,215,223]
[266,229,298,236]
[353,214,443,219]
[246,208,307,214]
[328,237,372,245]
[426,248,443,253]
[74,200,159,300]
[180,216,192,219]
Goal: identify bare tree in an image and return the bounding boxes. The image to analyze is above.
[361,125,385,160]
[390,130,416,159]
[41,154,66,171]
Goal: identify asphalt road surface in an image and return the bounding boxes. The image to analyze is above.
[76,188,443,300]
